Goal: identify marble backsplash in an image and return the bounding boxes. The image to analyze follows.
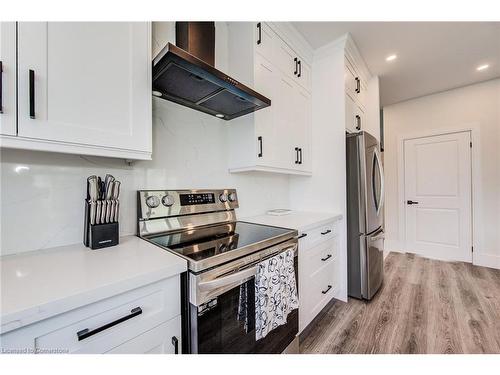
[0,99,291,256]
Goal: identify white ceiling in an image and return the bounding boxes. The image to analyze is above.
[292,22,500,106]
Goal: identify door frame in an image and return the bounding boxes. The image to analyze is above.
[396,126,480,264]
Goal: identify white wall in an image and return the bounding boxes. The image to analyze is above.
[383,78,500,269]
[0,22,290,256]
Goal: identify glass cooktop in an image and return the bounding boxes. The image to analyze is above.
[147,221,295,269]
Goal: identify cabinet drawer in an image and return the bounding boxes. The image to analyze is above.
[306,258,338,318]
[106,315,181,354]
[302,238,338,277]
[1,276,180,353]
[301,221,337,249]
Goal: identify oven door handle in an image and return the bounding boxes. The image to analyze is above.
[198,266,257,292]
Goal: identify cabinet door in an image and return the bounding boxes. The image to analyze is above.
[291,85,311,172]
[274,37,297,79]
[295,59,311,92]
[255,22,275,62]
[17,22,151,153]
[0,22,16,136]
[106,316,181,354]
[345,63,357,101]
[345,95,356,133]
[254,55,280,168]
[275,74,296,169]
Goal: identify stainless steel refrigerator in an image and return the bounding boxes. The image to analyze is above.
[346,131,385,300]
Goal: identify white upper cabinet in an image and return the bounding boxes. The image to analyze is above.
[227,22,312,176]
[0,22,16,136]
[1,22,152,160]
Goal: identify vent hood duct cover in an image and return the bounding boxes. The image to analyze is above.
[152,43,271,120]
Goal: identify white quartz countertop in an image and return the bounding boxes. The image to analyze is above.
[0,236,187,334]
[243,211,342,232]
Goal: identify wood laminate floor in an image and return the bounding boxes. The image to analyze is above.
[300,252,500,354]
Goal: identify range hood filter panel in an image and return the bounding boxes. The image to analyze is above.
[155,63,221,104]
[199,90,258,117]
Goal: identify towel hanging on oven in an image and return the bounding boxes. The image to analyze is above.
[255,248,299,340]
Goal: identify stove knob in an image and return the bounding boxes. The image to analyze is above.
[162,194,175,207]
[228,192,237,202]
[146,196,160,208]
[219,193,228,203]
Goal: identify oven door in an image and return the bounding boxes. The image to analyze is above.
[185,240,299,354]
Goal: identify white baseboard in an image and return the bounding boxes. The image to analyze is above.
[383,239,405,254]
[473,252,500,270]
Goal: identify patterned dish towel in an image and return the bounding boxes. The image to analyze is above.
[255,248,299,340]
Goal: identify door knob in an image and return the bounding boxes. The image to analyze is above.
[407,200,419,205]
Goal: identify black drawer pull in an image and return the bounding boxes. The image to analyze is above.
[298,148,303,164]
[0,61,3,114]
[407,200,419,205]
[296,233,307,240]
[172,336,179,354]
[297,60,302,78]
[321,229,332,235]
[294,57,298,75]
[29,69,35,119]
[321,254,332,262]
[295,147,299,164]
[256,23,262,45]
[76,307,142,341]
[322,285,332,294]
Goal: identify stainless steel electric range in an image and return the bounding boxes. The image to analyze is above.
[137,189,299,354]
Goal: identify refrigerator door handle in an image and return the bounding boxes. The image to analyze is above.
[370,228,385,241]
[374,147,385,216]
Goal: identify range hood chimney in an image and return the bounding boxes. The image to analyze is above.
[152,22,271,120]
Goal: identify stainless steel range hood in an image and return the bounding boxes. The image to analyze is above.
[152,22,271,121]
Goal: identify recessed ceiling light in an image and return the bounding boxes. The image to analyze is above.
[476,64,489,71]
[385,54,397,62]
[215,114,225,118]
[152,91,162,97]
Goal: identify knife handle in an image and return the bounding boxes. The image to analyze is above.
[89,201,96,225]
[115,201,119,223]
[100,200,107,224]
[105,200,112,223]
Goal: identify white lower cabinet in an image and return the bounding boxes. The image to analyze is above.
[0,276,181,354]
[298,220,340,333]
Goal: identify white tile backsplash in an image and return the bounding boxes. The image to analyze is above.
[0,99,290,255]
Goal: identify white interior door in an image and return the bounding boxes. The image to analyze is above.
[17,22,151,152]
[404,131,472,262]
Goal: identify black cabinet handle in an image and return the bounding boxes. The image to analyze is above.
[407,200,419,205]
[321,254,332,262]
[321,229,332,235]
[355,77,360,93]
[258,136,263,158]
[355,114,361,130]
[297,60,302,78]
[256,23,262,45]
[294,57,298,75]
[172,336,179,354]
[29,69,35,119]
[296,233,307,240]
[76,307,142,341]
[299,148,303,164]
[0,61,3,114]
[295,147,299,164]
[322,285,332,294]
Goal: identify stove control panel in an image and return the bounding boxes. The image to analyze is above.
[137,189,238,221]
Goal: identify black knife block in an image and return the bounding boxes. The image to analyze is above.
[84,200,119,250]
